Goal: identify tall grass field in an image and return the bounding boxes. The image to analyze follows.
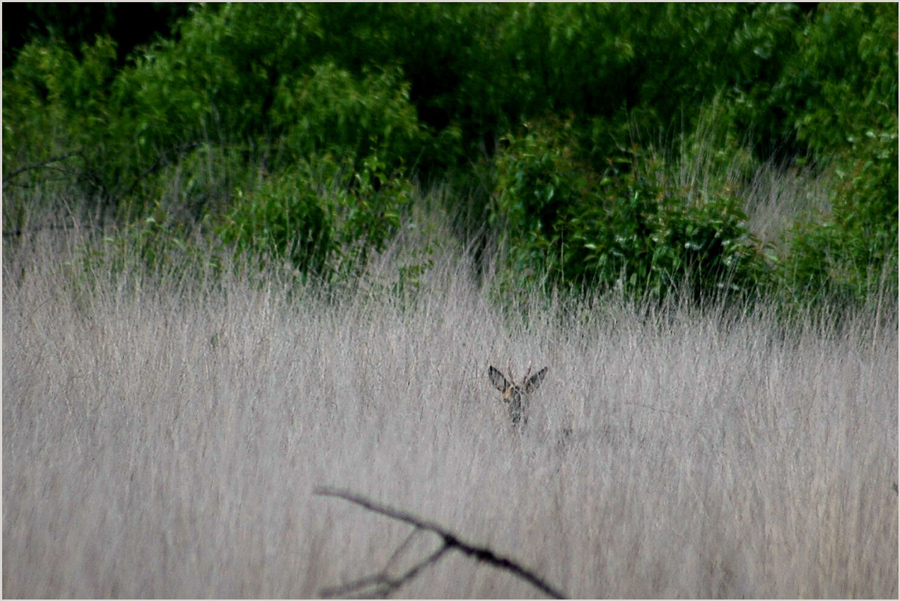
[3,199,897,597]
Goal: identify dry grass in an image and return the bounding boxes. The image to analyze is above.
[3,224,897,598]
[741,160,833,251]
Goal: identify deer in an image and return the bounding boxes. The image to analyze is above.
[488,364,548,426]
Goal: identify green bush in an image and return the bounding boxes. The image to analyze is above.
[491,118,767,301]
[780,129,898,308]
[771,3,898,308]
[781,4,897,160]
[270,62,424,170]
[491,117,593,260]
[560,166,766,302]
[2,35,118,187]
[112,4,323,148]
[649,187,767,301]
[217,153,413,282]
[218,165,337,278]
[4,4,896,312]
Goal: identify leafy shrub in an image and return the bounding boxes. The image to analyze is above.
[491,117,594,267]
[3,35,118,184]
[4,3,895,312]
[779,129,898,308]
[217,153,413,282]
[648,188,768,301]
[113,4,323,148]
[271,62,424,170]
[491,118,767,301]
[781,4,897,161]
[218,164,337,278]
[772,3,898,308]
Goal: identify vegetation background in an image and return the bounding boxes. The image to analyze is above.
[3,3,897,597]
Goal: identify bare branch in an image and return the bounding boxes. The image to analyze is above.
[2,150,84,190]
[315,487,567,599]
[321,545,450,598]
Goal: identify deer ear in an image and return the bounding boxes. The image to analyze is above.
[524,367,548,393]
[488,366,510,392]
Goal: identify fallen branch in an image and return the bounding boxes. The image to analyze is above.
[315,487,567,599]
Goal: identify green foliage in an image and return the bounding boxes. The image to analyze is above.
[492,118,767,301]
[2,3,192,69]
[781,4,897,159]
[779,128,899,307]
[770,4,898,308]
[334,152,415,277]
[218,163,337,278]
[271,62,424,169]
[3,3,896,313]
[217,153,413,282]
[566,168,766,302]
[113,3,323,145]
[649,188,768,302]
[3,35,117,171]
[492,117,593,256]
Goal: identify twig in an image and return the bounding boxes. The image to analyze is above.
[321,542,450,598]
[2,150,84,189]
[315,487,567,599]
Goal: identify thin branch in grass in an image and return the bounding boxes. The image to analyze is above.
[315,487,567,599]
[2,149,85,190]
[321,540,450,599]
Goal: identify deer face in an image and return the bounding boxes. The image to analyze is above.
[488,365,548,426]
